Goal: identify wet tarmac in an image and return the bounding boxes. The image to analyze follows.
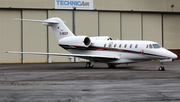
[0,61,180,102]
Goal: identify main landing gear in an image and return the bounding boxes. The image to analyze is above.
[107,63,117,68]
[158,62,165,71]
[85,61,94,68]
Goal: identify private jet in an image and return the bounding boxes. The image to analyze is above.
[5,17,178,71]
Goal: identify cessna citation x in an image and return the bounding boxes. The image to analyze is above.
[5,17,177,71]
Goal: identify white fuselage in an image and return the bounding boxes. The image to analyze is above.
[62,39,177,64]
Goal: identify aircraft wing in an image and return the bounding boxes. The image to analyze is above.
[4,51,120,60]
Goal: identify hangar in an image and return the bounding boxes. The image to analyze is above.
[0,0,180,63]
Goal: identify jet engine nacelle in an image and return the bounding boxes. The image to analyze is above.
[90,36,112,41]
[58,36,91,49]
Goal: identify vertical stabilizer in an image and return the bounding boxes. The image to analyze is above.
[14,17,75,40]
[42,17,75,40]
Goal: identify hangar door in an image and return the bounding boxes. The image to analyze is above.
[121,13,141,40]
[23,10,47,63]
[75,11,98,37]
[0,10,21,63]
[163,14,180,49]
[143,14,162,45]
[99,12,120,39]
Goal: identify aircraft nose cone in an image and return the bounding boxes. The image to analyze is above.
[171,53,178,61]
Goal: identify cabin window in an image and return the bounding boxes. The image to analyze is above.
[149,44,153,49]
[114,44,116,48]
[109,44,111,48]
[124,44,127,48]
[146,45,148,48]
[109,42,113,48]
[152,44,161,48]
[130,44,132,48]
[104,44,106,47]
[135,44,138,48]
[119,44,122,48]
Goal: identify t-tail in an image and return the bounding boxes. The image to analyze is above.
[14,17,91,49]
[43,17,75,40]
[14,17,75,40]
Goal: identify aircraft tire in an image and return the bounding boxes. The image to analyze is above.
[158,66,165,71]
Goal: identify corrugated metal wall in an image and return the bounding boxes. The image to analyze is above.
[99,12,120,39]
[23,10,47,63]
[163,14,180,49]
[121,13,141,40]
[1,0,180,12]
[0,10,180,63]
[75,11,98,36]
[143,14,162,45]
[0,10,21,63]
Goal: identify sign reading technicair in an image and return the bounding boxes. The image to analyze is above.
[55,0,93,10]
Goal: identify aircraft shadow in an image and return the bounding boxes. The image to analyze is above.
[0,63,155,71]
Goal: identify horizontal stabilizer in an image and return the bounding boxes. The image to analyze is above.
[14,18,44,22]
[4,51,120,60]
[14,18,59,24]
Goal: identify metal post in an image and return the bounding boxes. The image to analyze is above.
[141,13,143,40]
[73,7,76,35]
[120,12,122,40]
[72,7,76,62]
[162,13,164,47]
[47,10,49,63]
[98,11,99,36]
[21,10,23,63]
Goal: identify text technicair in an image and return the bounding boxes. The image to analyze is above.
[56,0,90,6]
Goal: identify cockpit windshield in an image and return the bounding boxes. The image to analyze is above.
[147,44,162,49]
[152,44,161,48]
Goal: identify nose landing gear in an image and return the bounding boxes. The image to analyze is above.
[85,61,94,68]
[158,62,165,71]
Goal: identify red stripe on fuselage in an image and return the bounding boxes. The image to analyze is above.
[60,45,167,58]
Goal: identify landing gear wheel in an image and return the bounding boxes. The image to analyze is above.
[158,62,165,71]
[107,63,116,68]
[86,62,94,68]
[158,66,165,71]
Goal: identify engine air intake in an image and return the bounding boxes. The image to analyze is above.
[58,36,91,49]
[84,37,91,46]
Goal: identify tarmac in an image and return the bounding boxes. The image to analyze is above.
[0,60,180,102]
